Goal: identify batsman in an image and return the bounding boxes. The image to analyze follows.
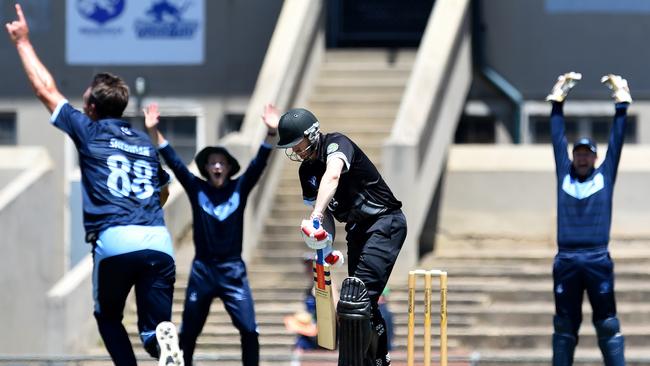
[262,106,407,366]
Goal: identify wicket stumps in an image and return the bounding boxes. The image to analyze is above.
[407,269,448,366]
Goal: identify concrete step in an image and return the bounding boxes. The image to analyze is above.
[309,98,401,109]
[449,325,650,349]
[311,84,406,98]
[323,49,416,63]
[427,255,650,266]
[461,348,650,366]
[466,302,650,326]
[389,265,650,281]
[467,281,650,303]
[314,77,407,88]
[318,69,411,81]
[433,239,650,258]
[261,208,306,217]
[431,247,650,262]
[308,104,399,117]
[309,92,404,104]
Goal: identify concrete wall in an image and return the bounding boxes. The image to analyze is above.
[0,147,60,354]
[45,256,95,354]
[1,100,67,254]
[383,0,473,273]
[0,169,18,187]
[437,145,650,247]
[473,0,650,101]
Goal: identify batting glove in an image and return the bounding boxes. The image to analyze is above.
[301,219,332,250]
[325,249,345,268]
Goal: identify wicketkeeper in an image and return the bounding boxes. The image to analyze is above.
[546,72,631,366]
[263,106,407,366]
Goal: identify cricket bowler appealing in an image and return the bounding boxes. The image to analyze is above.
[263,106,407,366]
[6,4,181,366]
[546,72,631,366]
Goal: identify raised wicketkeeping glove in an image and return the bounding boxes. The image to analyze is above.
[301,219,332,250]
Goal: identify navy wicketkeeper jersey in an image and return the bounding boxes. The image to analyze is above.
[52,101,170,235]
[551,102,628,249]
[158,142,271,261]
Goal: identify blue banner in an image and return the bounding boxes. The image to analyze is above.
[67,0,204,65]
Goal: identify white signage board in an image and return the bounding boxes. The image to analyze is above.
[66,0,204,65]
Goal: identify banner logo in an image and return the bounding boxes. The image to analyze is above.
[135,0,198,38]
[76,0,125,25]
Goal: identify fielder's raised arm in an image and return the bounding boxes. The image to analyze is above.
[261,103,280,145]
[5,4,64,112]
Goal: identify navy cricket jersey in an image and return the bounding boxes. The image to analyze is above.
[299,133,401,224]
[52,101,170,235]
[158,142,271,261]
[551,102,628,250]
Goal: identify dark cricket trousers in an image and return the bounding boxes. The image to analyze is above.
[345,209,407,362]
[553,247,618,338]
[179,258,259,366]
[93,249,176,366]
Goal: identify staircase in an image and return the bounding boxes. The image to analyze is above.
[259,48,416,261]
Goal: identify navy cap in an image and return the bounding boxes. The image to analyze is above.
[573,137,597,154]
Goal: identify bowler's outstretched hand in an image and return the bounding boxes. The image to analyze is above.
[6,4,29,44]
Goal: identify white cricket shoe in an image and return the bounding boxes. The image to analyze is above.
[546,72,582,102]
[601,74,632,104]
[156,321,184,366]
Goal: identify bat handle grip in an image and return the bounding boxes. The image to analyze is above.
[314,218,323,263]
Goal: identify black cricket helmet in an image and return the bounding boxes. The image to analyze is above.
[277,108,320,148]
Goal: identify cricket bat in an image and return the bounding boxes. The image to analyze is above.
[312,219,337,350]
